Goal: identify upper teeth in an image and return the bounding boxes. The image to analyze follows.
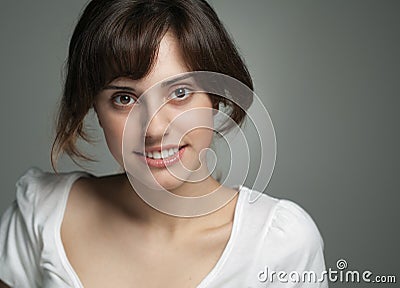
[145,147,179,159]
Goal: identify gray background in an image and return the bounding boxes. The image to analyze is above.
[1,0,399,287]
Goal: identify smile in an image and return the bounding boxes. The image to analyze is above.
[145,147,179,159]
[134,145,188,168]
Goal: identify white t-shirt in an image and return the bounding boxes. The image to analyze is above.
[0,167,329,287]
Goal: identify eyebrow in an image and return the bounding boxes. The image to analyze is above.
[160,74,194,87]
[102,74,194,91]
[102,85,135,92]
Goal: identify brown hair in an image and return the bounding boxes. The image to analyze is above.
[51,0,254,170]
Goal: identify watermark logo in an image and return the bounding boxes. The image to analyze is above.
[336,259,347,270]
[258,258,396,284]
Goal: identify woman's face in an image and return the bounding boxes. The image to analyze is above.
[94,33,214,191]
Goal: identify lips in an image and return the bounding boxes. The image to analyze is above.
[133,145,188,168]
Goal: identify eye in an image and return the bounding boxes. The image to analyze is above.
[168,87,193,101]
[112,94,136,107]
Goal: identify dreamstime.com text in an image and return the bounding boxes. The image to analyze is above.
[258,259,396,284]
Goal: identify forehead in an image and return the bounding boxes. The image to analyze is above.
[108,32,190,91]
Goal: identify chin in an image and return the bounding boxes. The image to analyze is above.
[151,169,189,192]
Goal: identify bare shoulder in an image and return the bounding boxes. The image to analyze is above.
[64,175,100,220]
[69,172,126,205]
[61,173,126,242]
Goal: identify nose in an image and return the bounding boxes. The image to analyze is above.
[143,100,170,143]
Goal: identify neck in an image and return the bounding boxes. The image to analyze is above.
[117,173,239,237]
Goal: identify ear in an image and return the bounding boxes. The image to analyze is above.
[93,104,103,128]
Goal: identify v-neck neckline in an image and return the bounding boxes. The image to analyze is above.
[55,172,246,288]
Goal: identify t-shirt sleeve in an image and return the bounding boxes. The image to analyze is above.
[0,168,44,287]
[258,199,329,287]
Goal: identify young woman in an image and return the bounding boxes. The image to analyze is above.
[0,0,328,287]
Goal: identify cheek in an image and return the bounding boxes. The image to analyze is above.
[174,107,214,154]
[190,128,214,151]
[99,113,126,164]
[174,96,214,133]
